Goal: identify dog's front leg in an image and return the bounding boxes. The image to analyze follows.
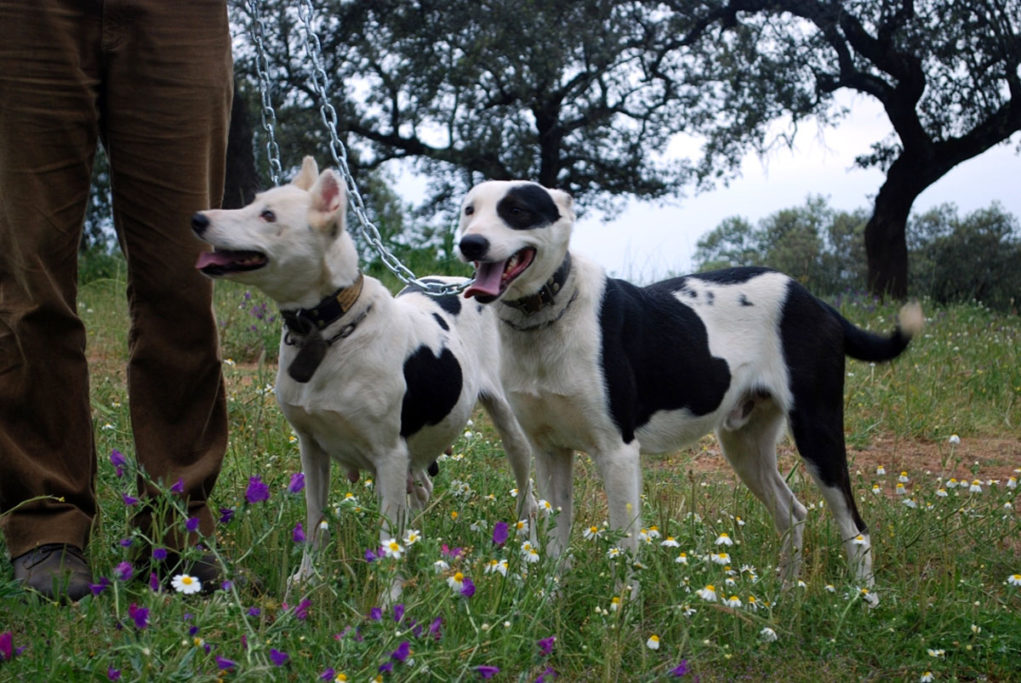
[292,434,331,586]
[533,446,574,562]
[480,394,537,522]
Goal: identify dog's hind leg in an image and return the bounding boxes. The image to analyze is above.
[480,393,537,522]
[293,435,331,586]
[717,404,808,586]
[788,398,874,587]
[533,446,574,561]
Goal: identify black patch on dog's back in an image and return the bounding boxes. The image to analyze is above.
[401,346,463,438]
[497,184,560,230]
[398,281,463,315]
[432,313,450,331]
[598,277,731,443]
[690,266,774,285]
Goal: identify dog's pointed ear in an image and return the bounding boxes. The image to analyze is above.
[308,169,347,234]
[293,156,319,191]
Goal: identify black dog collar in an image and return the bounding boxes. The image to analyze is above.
[501,253,572,315]
[281,274,367,383]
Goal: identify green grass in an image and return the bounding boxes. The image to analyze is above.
[1,273,1019,681]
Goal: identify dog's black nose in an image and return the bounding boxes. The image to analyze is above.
[191,213,210,236]
[458,234,490,261]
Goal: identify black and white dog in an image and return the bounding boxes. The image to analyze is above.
[192,158,535,586]
[457,180,922,586]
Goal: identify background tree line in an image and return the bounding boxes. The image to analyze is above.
[82,0,1021,302]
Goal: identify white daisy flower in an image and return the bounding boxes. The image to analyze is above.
[403,529,421,546]
[759,627,778,642]
[382,538,404,559]
[696,585,717,602]
[969,480,983,493]
[171,573,202,595]
[583,525,603,540]
[948,434,960,445]
[660,536,680,548]
[723,595,742,608]
[715,532,734,546]
[521,541,540,563]
[876,465,886,475]
[899,471,910,483]
[485,558,509,576]
[710,552,731,565]
[433,559,450,573]
[646,634,660,650]
[675,552,688,565]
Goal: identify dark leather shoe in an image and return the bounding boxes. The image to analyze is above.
[12,544,93,603]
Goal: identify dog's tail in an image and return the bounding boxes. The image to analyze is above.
[835,301,924,363]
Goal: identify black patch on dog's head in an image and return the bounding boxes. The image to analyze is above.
[497,184,560,230]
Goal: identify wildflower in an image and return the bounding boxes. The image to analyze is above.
[948,434,960,445]
[538,636,556,656]
[898,471,910,483]
[936,488,948,497]
[121,493,139,506]
[710,552,730,565]
[825,584,836,593]
[946,478,959,488]
[127,603,149,629]
[391,641,411,663]
[1007,574,1021,586]
[661,536,680,548]
[185,517,200,533]
[610,597,621,612]
[521,541,541,563]
[485,559,509,576]
[429,617,443,640]
[759,627,778,642]
[895,482,907,495]
[723,595,742,608]
[715,532,734,546]
[434,559,450,573]
[583,525,602,540]
[747,595,759,610]
[971,624,981,634]
[245,476,271,504]
[607,546,622,559]
[514,519,529,537]
[646,634,661,650]
[287,472,305,494]
[475,665,500,679]
[696,585,717,602]
[876,465,886,475]
[460,577,477,597]
[382,538,404,559]
[110,449,127,477]
[535,666,557,683]
[293,522,306,543]
[927,648,945,658]
[216,655,236,670]
[492,521,509,546]
[447,572,468,593]
[115,561,133,582]
[538,499,554,515]
[403,529,421,546]
[393,603,405,623]
[219,507,235,524]
[172,574,202,595]
[294,598,312,620]
[107,668,121,681]
[270,649,289,666]
[148,571,160,592]
[647,525,661,539]
[871,484,882,494]
[89,576,111,595]
[0,632,18,661]
[170,478,185,495]
[669,660,690,677]
[369,607,383,621]
[675,552,688,564]
[969,480,982,493]
[920,672,934,682]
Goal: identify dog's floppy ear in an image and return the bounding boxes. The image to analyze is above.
[293,156,319,191]
[308,169,347,234]
[549,188,575,222]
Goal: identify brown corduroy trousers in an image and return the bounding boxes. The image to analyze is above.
[0,0,233,560]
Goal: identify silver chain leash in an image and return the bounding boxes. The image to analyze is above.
[248,0,472,297]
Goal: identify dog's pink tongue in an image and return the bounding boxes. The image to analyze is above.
[464,260,507,299]
[195,251,233,269]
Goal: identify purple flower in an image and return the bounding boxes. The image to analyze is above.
[128,603,149,629]
[170,478,185,495]
[391,641,411,663]
[0,631,13,661]
[536,666,557,682]
[121,493,139,506]
[476,665,500,679]
[379,662,394,675]
[669,660,690,677]
[115,561,133,582]
[118,538,133,548]
[393,603,405,623]
[215,655,236,670]
[294,598,311,620]
[107,668,121,681]
[152,547,168,562]
[538,636,556,656]
[429,617,443,640]
[461,577,476,598]
[441,544,463,559]
[369,607,383,621]
[148,572,160,592]
[320,669,336,681]
[219,507,235,524]
[110,450,127,478]
[188,625,199,637]
[492,521,509,547]
[365,548,378,562]
[287,472,305,494]
[185,517,200,533]
[293,522,306,544]
[247,606,261,617]
[89,577,111,596]
[245,476,270,504]
[269,649,289,667]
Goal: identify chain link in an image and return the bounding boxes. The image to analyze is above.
[249,0,472,297]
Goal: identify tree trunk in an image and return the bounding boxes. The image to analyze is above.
[222,82,260,210]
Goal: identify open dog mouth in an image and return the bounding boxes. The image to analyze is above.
[463,247,536,302]
[195,248,268,276]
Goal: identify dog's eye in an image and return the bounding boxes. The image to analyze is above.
[260,209,276,222]
[464,206,474,216]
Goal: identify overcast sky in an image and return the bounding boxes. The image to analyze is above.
[571,95,1021,283]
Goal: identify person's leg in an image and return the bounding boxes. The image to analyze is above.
[0,1,102,596]
[101,0,232,552]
